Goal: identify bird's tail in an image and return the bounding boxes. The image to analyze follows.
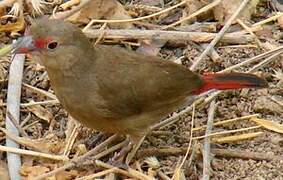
[192,72,268,94]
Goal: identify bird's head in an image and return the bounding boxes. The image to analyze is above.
[14,18,92,68]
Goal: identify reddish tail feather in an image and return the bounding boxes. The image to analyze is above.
[193,72,268,95]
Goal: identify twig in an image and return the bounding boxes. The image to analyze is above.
[236,19,261,47]
[251,12,283,29]
[125,4,162,12]
[190,0,251,71]
[0,145,68,161]
[193,114,259,131]
[59,0,81,10]
[248,51,283,73]
[0,0,16,9]
[83,29,254,44]
[219,46,283,73]
[83,0,188,30]
[20,113,31,127]
[235,12,283,35]
[6,50,25,180]
[164,0,221,29]
[105,173,117,180]
[172,104,195,180]
[128,168,155,180]
[157,171,171,180]
[201,43,221,62]
[22,83,57,100]
[218,44,258,48]
[270,96,283,107]
[6,111,28,137]
[22,120,39,130]
[202,100,217,180]
[137,147,283,161]
[93,139,128,159]
[212,131,263,143]
[211,148,282,161]
[192,125,261,140]
[52,0,93,20]
[20,100,60,108]
[33,134,118,180]
[0,127,46,152]
[95,160,153,180]
[63,121,80,156]
[75,168,117,180]
[93,23,107,46]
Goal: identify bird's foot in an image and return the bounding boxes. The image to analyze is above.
[108,134,146,167]
[107,136,132,168]
[111,137,131,157]
[108,159,129,170]
[125,135,146,165]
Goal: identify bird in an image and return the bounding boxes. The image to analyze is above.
[14,18,268,162]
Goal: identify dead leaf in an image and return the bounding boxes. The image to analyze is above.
[55,170,78,180]
[59,0,81,10]
[20,165,50,179]
[273,0,283,28]
[74,144,87,157]
[26,104,53,123]
[254,25,273,38]
[278,16,283,29]
[172,168,186,180]
[183,0,212,25]
[214,0,259,23]
[0,160,9,180]
[273,69,283,87]
[0,44,14,58]
[136,39,166,56]
[67,0,133,29]
[0,7,6,17]
[251,117,283,134]
[0,16,25,33]
[0,127,64,153]
[212,132,263,143]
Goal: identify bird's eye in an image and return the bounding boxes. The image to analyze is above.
[47,41,58,50]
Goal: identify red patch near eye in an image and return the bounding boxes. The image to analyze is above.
[34,37,52,49]
[17,47,30,53]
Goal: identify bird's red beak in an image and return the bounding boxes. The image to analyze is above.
[13,36,37,54]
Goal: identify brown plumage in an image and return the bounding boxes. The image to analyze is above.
[15,18,268,156]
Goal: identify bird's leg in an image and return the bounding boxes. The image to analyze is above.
[126,135,146,165]
[110,135,131,163]
[109,134,146,166]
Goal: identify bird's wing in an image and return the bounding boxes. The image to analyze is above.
[93,46,203,118]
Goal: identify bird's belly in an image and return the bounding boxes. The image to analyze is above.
[51,85,122,133]
[72,113,122,133]
[63,94,196,135]
[61,102,123,133]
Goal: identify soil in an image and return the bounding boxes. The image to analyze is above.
[0,0,282,179]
